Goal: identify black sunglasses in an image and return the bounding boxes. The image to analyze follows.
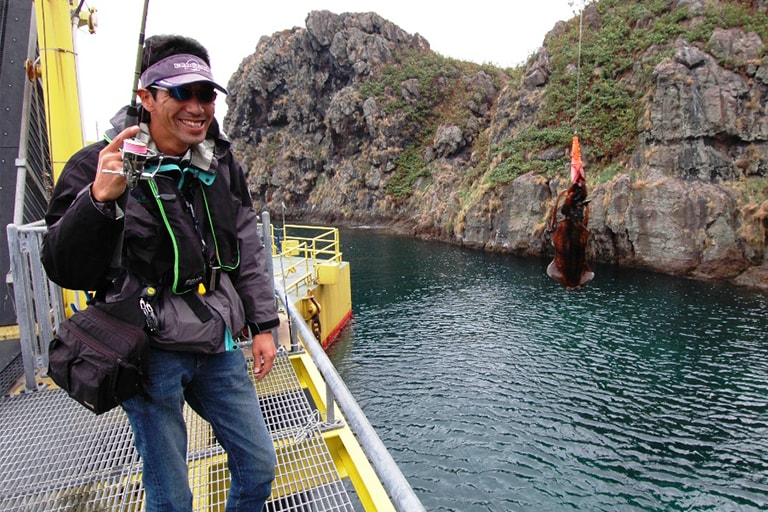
[152,85,217,103]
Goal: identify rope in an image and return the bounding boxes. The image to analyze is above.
[291,409,343,446]
[291,410,321,445]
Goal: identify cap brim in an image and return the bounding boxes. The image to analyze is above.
[155,74,228,94]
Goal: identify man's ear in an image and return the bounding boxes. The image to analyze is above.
[137,88,155,112]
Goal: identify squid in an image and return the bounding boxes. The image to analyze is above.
[546,136,594,290]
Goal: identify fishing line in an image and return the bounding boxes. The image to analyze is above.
[574,0,585,134]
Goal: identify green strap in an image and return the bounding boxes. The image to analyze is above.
[147,179,183,293]
[146,163,237,291]
[201,188,240,272]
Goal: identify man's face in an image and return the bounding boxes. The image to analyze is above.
[139,82,216,155]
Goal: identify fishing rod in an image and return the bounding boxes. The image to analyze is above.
[125,0,151,129]
[103,0,152,276]
[104,0,155,188]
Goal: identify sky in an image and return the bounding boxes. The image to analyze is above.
[74,1,580,141]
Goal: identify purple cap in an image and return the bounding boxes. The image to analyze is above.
[140,53,227,93]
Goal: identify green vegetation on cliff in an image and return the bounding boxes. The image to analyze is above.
[490,0,768,185]
[359,0,768,197]
[359,52,506,198]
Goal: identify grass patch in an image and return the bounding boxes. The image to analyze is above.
[358,0,768,197]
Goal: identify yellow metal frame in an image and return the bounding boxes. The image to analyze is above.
[290,351,396,512]
[33,1,88,314]
[33,0,84,182]
[274,225,352,347]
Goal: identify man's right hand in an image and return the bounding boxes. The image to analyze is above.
[91,125,141,202]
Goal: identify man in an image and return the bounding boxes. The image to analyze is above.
[42,35,278,511]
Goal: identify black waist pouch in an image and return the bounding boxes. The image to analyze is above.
[48,305,149,415]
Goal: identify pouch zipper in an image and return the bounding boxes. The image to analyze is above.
[62,310,142,371]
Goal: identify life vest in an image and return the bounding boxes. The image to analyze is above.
[123,157,240,294]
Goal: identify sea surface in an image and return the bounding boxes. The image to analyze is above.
[326,228,768,512]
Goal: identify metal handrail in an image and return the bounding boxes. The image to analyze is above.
[270,224,344,297]
[6,221,66,392]
[8,216,425,510]
[276,224,343,262]
[275,285,427,512]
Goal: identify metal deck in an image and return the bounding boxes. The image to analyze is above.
[0,348,355,511]
[4,221,424,511]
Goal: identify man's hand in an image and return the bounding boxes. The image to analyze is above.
[251,331,276,380]
[92,125,141,202]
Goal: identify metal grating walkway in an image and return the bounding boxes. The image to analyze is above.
[0,349,355,511]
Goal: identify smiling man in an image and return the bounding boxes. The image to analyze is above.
[42,35,278,511]
[135,51,225,154]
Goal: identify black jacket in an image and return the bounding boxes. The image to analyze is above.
[42,112,279,352]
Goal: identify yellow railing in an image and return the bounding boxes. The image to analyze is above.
[270,224,344,297]
[273,224,342,262]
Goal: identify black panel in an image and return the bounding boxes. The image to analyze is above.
[1,1,51,325]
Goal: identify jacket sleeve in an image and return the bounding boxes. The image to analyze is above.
[225,152,280,334]
[41,143,125,291]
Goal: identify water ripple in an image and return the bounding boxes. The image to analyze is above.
[329,230,768,511]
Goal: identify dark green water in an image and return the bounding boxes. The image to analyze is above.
[327,228,768,512]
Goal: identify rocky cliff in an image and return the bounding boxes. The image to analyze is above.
[223,0,768,291]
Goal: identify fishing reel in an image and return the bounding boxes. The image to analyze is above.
[103,138,157,189]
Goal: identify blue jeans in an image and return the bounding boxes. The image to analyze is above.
[122,347,276,512]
